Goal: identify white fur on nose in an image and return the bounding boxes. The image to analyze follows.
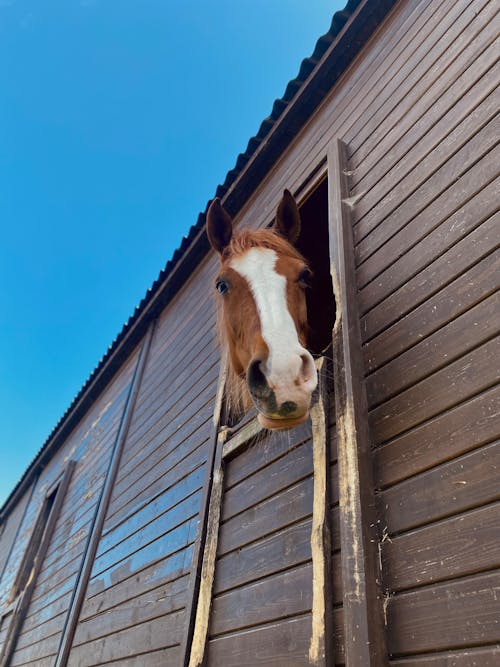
[230,248,317,402]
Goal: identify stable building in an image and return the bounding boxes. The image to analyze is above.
[1,0,499,665]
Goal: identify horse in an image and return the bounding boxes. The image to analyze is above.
[206,189,318,429]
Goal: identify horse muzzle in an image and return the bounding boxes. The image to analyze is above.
[247,354,317,430]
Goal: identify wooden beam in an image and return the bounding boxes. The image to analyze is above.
[179,358,228,667]
[54,321,156,667]
[309,356,334,666]
[186,428,228,667]
[327,138,388,667]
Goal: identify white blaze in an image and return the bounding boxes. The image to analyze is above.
[230,248,316,399]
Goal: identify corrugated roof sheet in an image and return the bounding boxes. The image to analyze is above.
[1,0,397,518]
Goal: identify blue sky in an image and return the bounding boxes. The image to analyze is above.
[0,0,344,507]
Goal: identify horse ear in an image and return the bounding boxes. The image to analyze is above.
[206,198,233,254]
[275,189,301,244]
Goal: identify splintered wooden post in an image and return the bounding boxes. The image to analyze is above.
[328,139,388,667]
[309,356,333,666]
[187,427,227,667]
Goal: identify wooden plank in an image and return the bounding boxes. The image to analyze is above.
[375,383,500,489]
[370,336,500,444]
[105,377,217,520]
[356,114,499,264]
[222,437,314,522]
[66,609,184,666]
[389,645,500,666]
[367,291,500,406]
[207,610,345,666]
[360,200,499,343]
[359,161,499,313]
[96,465,205,558]
[352,12,499,191]
[219,475,314,556]
[120,339,218,463]
[354,69,499,231]
[88,515,198,595]
[382,502,500,592]
[91,490,202,579]
[110,359,218,495]
[80,545,193,620]
[72,575,188,647]
[381,440,500,535]
[363,245,500,373]
[211,562,313,637]
[223,419,312,490]
[186,429,226,667]
[328,138,387,666]
[387,571,500,655]
[214,517,312,596]
[344,0,459,155]
[96,645,181,667]
[104,436,209,534]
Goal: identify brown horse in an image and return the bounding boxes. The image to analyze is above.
[206,190,317,429]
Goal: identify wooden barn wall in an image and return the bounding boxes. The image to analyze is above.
[64,253,221,667]
[0,350,139,667]
[0,486,33,585]
[204,0,499,663]
[1,0,498,665]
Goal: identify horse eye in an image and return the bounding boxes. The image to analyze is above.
[298,268,313,288]
[216,279,229,295]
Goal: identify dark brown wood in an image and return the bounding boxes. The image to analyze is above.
[356,112,499,263]
[381,440,500,535]
[387,571,500,655]
[363,246,500,372]
[388,645,500,666]
[54,322,155,667]
[370,336,500,445]
[0,460,76,667]
[352,11,499,191]
[375,384,500,489]
[359,158,499,313]
[382,502,500,592]
[328,138,387,667]
[208,610,345,666]
[367,291,499,406]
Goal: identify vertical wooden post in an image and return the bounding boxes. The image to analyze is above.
[328,139,387,667]
[179,357,228,667]
[54,321,155,667]
[309,356,334,666]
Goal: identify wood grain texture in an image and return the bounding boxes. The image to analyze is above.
[374,383,500,489]
[380,440,500,535]
[382,502,500,591]
[387,571,500,655]
[370,337,500,445]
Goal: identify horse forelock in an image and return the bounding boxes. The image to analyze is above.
[221,229,304,264]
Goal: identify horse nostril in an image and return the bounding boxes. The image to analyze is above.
[247,359,272,400]
[300,352,318,390]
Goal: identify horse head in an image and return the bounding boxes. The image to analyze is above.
[207,189,318,429]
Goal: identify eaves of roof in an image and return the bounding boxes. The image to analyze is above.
[1,0,398,520]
